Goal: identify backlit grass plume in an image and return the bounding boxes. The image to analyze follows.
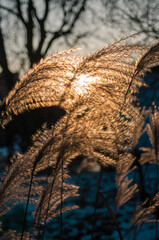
[0,38,145,126]
[0,37,159,239]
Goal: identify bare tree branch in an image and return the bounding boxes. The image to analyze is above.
[0,0,91,88]
[101,0,159,43]
[0,5,18,18]
[44,0,87,55]
[16,0,27,26]
[0,23,16,90]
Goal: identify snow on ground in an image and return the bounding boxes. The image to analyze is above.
[0,169,157,240]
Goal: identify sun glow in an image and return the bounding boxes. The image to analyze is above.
[73,74,100,95]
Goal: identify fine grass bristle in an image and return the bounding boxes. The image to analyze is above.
[0,37,159,239]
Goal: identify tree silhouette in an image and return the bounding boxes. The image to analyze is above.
[0,0,88,92]
[102,0,159,43]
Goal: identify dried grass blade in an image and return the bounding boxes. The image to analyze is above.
[99,192,123,240]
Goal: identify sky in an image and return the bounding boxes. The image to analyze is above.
[0,0,124,76]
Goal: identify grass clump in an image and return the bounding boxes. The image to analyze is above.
[0,36,159,239]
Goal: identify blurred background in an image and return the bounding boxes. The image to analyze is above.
[0,0,159,239]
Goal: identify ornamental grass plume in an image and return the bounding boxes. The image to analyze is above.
[0,37,159,239]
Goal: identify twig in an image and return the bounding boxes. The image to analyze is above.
[99,192,123,240]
